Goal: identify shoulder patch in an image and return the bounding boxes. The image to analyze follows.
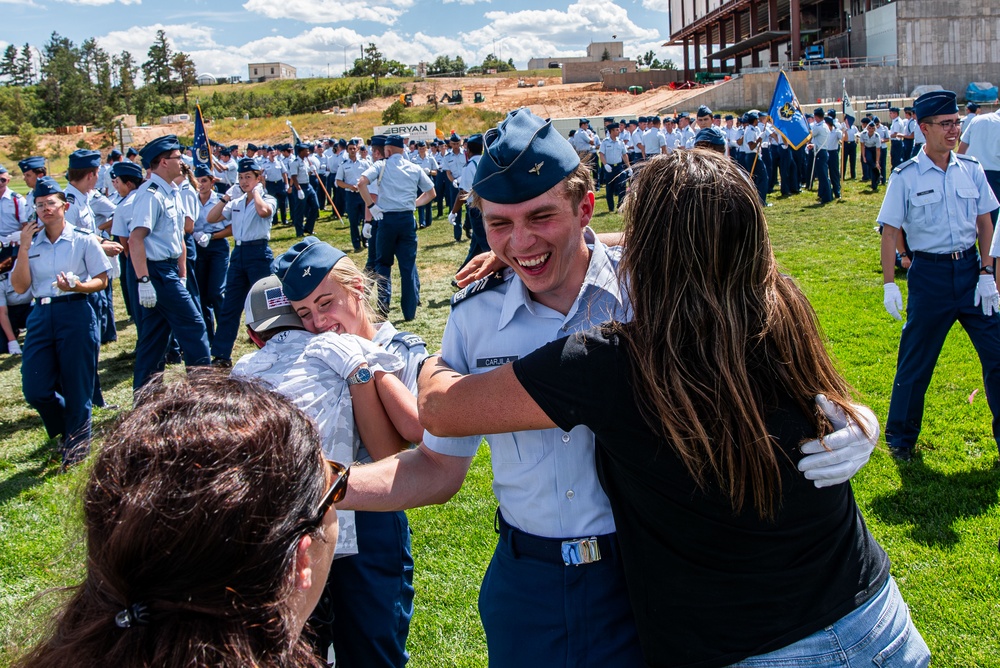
[146,182,160,192]
[956,153,980,163]
[450,271,506,308]
[65,193,76,204]
[391,332,426,349]
[893,157,918,174]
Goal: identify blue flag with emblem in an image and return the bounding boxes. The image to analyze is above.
[287,119,302,146]
[768,71,811,150]
[193,105,211,170]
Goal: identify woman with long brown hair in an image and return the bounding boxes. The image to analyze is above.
[15,372,343,668]
[418,150,930,667]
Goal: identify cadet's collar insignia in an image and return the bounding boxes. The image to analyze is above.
[528,161,544,175]
[302,266,311,277]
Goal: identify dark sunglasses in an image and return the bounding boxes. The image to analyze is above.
[301,459,349,533]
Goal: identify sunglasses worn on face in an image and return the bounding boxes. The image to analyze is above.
[300,459,349,534]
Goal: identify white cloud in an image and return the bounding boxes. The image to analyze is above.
[443,0,490,4]
[62,0,141,5]
[641,0,669,12]
[242,0,415,26]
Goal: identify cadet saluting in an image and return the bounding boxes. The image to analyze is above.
[11,177,112,468]
[879,90,1000,461]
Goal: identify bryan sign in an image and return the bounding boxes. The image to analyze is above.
[373,123,437,142]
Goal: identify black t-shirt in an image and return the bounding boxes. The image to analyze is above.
[513,328,889,668]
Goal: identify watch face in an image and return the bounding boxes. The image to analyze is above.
[350,367,372,384]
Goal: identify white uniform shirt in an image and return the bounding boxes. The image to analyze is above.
[960,111,1000,171]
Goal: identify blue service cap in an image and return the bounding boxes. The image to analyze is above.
[247,143,258,152]
[472,107,580,206]
[813,107,826,117]
[33,176,64,199]
[889,107,900,113]
[18,156,45,172]
[694,126,726,146]
[466,133,484,149]
[627,118,638,126]
[416,140,426,147]
[109,149,122,159]
[914,90,958,121]
[449,132,461,143]
[272,237,347,301]
[194,165,212,178]
[294,143,310,153]
[967,102,980,111]
[370,135,387,148]
[139,135,181,169]
[111,161,143,180]
[237,158,258,173]
[385,135,405,148]
[126,147,138,157]
[68,149,101,170]
[697,105,712,117]
[724,114,734,120]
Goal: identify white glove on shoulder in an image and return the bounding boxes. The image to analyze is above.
[8,339,21,355]
[226,183,242,199]
[196,232,211,248]
[369,204,384,221]
[604,163,613,173]
[974,274,999,317]
[362,222,372,239]
[138,280,157,309]
[307,332,405,375]
[448,212,457,226]
[883,282,903,320]
[798,394,878,488]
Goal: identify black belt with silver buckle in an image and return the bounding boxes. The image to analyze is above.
[235,239,268,247]
[911,246,977,262]
[35,294,87,306]
[496,510,613,566]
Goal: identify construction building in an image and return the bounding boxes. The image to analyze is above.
[527,41,628,71]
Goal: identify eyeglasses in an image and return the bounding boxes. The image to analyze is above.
[0,177,9,184]
[925,120,959,130]
[299,459,350,534]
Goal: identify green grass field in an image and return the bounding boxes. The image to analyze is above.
[1,176,998,666]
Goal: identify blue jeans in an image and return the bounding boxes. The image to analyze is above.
[728,577,929,667]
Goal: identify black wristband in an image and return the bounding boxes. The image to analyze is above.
[416,353,440,379]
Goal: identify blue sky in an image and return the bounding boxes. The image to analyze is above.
[0,0,679,81]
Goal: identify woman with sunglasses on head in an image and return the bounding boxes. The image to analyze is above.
[273,237,426,668]
[418,149,931,667]
[14,372,344,668]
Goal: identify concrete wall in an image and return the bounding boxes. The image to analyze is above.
[896,0,1000,68]
[602,69,684,92]
[660,64,1000,115]
[562,60,636,85]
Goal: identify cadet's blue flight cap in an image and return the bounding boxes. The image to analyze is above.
[18,156,45,172]
[694,126,726,146]
[194,165,212,178]
[111,161,143,180]
[33,176,64,198]
[272,236,347,301]
[139,135,181,169]
[237,158,259,173]
[109,149,123,159]
[472,107,580,205]
[914,90,958,121]
[697,105,712,117]
[68,149,101,170]
[370,135,387,148]
[126,147,138,157]
[385,135,405,148]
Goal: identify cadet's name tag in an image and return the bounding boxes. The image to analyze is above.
[477,356,518,368]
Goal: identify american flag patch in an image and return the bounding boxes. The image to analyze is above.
[265,286,290,309]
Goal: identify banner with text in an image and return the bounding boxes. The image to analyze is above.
[373,122,437,142]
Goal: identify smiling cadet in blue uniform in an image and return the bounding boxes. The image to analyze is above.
[206,157,276,367]
[879,90,1000,462]
[11,177,112,467]
[127,135,211,390]
[357,134,435,321]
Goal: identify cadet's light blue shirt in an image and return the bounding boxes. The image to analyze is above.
[0,188,29,237]
[24,223,112,298]
[110,189,139,238]
[877,150,999,254]
[129,173,185,261]
[458,155,480,193]
[336,157,372,187]
[192,190,226,235]
[222,188,276,242]
[599,137,627,164]
[262,157,287,182]
[361,154,434,212]
[64,184,97,235]
[424,229,629,538]
[441,151,464,179]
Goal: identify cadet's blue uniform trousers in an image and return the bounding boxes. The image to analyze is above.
[460,207,490,270]
[266,181,288,225]
[21,296,98,464]
[345,191,366,252]
[291,185,319,236]
[210,242,272,362]
[374,211,419,321]
[133,259,211,390]
[194,237,230,344]
[886,252,1000,452]
[814,149,833,203]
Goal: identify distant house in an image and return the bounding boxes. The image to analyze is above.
[527,41,627,71]
[196,73,218,86]
[248,62,297,83]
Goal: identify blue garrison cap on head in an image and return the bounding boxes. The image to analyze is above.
[914,90,958,121]
[385,135,405,148]
[18,156,45,172]
[579,118,589,126]
[724,114,734,120]
[889,107,900,113]
[370,135,387,148]
[713,113,721,119]
[126,147,138,157]
[694,126,726,146]
[295,143,309,153]
[467,133,484,150]
[338,138,348,148]
[967,102,980,112]
[272,237,347,301]
[111,161,143,180]
[237,157,258,173]
[697,105,712,118]
[813,107,825,117]
[109,149,122,159]
[627,119,638,126]
[194,165,212,178]
[449,132,461,143]
[33,176,63,199]
[472,107,580,205]
[219,148,231,157]
[68,149,101,170]
[247,143,258,152]
[0,165,6,175]
[139,135,182,169]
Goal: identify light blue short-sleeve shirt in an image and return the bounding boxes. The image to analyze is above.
[128,173,185,261]
[361,154,434,212]
[24,224,113,298]
[222,189,276,242]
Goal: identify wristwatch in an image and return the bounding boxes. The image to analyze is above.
[981,265,995,275]
[137,276,150,284]
[346,366,373,386]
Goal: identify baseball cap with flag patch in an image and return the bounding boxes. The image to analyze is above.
[244,275,303,333]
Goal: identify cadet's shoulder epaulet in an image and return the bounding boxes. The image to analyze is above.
[956,153,980,163]
[893,157,918,174]
[450,271,507,308]
[391,331,426,349]
[65,193,76,204]
[146,181,160,192]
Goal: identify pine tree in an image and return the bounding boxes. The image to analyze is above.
[1,45,17,85]
[143,30,173,94]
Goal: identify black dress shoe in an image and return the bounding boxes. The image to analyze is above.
[889,446,913,462]
[212,357,232,369]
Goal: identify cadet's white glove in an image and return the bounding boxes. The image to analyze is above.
[369,204,384,221]
[253,182,265,196]
[314,332,367,379]
[974,274,999,316]
[883,283,903,320]
[452,179,460,189]
[798,394,879,488]
[448,212,457,226]
[362,223,372,239]
[1,232,19,247]
[296,188,305,200]
[8,340,21,355]
[226,183,242,199]
[195,232,211,248]
[138,280,157,309]
[626,168,634,177]
[604,163,613,173]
